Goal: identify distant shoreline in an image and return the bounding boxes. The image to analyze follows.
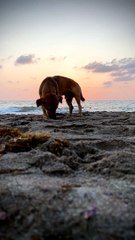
[0,100,135,115]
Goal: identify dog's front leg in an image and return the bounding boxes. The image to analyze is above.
[42,106,48,119]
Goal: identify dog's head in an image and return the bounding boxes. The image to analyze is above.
[36,94,59,119]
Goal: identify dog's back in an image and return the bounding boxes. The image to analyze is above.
[53,75,85,100]
[39,77,59,97]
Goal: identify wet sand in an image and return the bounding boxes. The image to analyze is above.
[0,111,135,239]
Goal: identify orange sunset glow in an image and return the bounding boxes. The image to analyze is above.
[0,0,135,101]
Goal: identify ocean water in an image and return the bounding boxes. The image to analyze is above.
[0,100,135,115]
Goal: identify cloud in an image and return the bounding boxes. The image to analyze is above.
[83,62,119,73]
[0,65,2,69]
[15,54,40,65]
[83,58,135,82]
[1,56,13,62]
[104,81,113,87]
[49,57,56,61]
[48,56,67,62]
[7,80,20,84]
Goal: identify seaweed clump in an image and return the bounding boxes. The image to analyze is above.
[0,127,21,138]
[47,139,69,156]
[0,127,50,153]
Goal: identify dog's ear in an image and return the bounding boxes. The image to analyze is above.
[36,98,42,107]
[36,98,47,107]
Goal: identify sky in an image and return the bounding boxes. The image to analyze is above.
[0,0,135,101]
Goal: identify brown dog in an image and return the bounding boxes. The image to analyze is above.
[36,75,85,119]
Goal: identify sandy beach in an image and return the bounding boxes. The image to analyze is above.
[0,111,135,240]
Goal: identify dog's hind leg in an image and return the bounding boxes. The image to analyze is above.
[68,101,73,115]
[75,96,82,115]
[65,93,74,115]
[66,99,73,115]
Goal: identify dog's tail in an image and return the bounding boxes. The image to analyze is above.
[81,94,85,102]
